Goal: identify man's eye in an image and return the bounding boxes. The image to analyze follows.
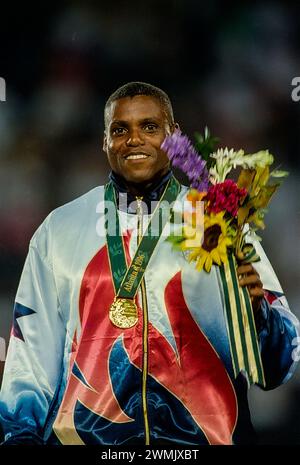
[112,127,126,135]
[144,124,158,131]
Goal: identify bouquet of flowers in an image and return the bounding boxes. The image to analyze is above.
[161,127,288,272]
[161,128,288,385]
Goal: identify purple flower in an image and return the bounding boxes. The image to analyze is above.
[161,130,209,191]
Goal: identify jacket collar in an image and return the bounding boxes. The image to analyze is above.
[109,170,173,214]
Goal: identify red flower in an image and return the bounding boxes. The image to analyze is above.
[206,180,247,217]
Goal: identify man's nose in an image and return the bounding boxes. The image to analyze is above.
[126,129,145,146]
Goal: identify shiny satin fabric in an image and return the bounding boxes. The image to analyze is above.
[0,185,299,445]
[52,239,237,445]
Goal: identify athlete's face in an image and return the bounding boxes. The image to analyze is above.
[103,95,174,184]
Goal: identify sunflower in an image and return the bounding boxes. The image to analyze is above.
[184,211,232,272]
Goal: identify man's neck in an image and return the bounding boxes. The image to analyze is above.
[122,179,161,198]
[110,170,172,198]
[109,169,173,213]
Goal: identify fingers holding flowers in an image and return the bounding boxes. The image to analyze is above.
[237,263,264,314]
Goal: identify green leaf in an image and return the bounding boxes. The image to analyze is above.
[270,170,289,178]
[166,234,185,245]
[194,126,219,167]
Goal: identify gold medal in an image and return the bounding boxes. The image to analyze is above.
[109,298,138,329]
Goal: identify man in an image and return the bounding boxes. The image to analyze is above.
[0,82,298,445]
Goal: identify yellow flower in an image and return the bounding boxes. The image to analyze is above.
[187,189,207,207]
[183,211,232,272]
[237,166,278,229]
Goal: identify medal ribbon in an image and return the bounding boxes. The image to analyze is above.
[105,176,181,299]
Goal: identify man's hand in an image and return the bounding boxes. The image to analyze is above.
[237,263,264,321]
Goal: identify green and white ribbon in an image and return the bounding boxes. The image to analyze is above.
[219,247,265,386]
[104,175,181,299]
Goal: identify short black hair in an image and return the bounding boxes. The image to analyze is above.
[104,81,174,129]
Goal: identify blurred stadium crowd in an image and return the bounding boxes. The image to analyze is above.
[0,0,300,443]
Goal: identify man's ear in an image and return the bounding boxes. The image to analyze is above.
[103,133,107,153]
[172,122,180,133]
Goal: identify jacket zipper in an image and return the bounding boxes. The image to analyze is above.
[136,197,150,445]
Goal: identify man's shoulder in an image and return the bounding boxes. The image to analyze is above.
[31,185,105,245]
[51,185,104,219]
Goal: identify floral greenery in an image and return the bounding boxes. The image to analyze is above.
[194,127,219,169]
[162,128,288,272]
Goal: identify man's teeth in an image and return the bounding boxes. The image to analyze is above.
[126,154,148,159]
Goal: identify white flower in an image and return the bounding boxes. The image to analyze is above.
[209,148,273,183]
[209,148,245,183]
[241,150,273,169]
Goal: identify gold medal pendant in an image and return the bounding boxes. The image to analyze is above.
[109,298,138,329]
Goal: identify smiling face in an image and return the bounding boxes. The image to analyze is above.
[103,95,174,184]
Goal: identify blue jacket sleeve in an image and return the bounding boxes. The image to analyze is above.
[248,233,300,390]
[257,292,299,390]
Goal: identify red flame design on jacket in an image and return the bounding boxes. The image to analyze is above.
[53,232,237,444]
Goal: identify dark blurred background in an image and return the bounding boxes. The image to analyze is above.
[0,0,300,444]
